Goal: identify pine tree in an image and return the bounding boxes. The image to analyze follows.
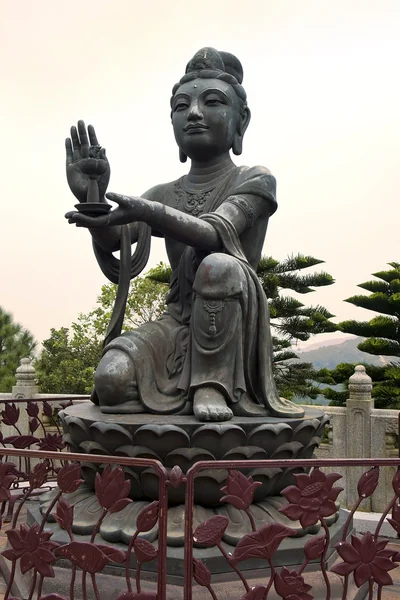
[335,262,400,408]
[0,308,36,392]
[257,255,336,399]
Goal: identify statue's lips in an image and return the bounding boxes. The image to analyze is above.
[184,124,209,133]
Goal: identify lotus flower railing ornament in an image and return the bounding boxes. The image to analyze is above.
[0,445,400,599]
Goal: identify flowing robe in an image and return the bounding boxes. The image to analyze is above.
[100,165,304,418]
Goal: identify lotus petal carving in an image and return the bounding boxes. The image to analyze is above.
[90,422,133,452]
[134,425,190,459]
[248,423,293,455]
[192,424,246,459]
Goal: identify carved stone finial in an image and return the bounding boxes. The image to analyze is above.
[348,365,372,400]
[15,357,36,386]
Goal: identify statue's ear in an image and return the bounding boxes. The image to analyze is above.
[232,106,251,156]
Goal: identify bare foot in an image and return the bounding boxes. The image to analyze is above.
[232,394,268,417]
[193,387,233,422]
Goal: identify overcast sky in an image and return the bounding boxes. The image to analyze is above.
[1,0,399,348]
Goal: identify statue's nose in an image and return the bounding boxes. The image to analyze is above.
[187,102,203,121]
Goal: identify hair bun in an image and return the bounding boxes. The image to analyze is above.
[186,47,243,85]
[186,48,224,74]
[218,51,243,84]
[172,47,247,107]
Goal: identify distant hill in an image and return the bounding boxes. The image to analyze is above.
[297,336,397,370]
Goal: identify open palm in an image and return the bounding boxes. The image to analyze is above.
[65,120,111,203]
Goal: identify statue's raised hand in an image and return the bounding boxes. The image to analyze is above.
[65,120,110,203]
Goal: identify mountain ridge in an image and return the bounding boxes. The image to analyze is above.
[296,336,397,370]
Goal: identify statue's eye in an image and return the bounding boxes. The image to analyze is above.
[205,98,223,106]
[174,102,188,112]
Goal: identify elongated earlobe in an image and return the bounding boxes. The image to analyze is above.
[232,134,243,156]
[233,106,251,155]
[179,149,187,163]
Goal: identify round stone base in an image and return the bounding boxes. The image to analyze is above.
[59,403,329,506]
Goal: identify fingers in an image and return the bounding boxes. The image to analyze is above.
[65,211,109,228]
[69,121,102,161]
[78,120,89,158]
[70,125,80,160]
[106,192,131,207]
[88,124,99,146]
[65,138,73,163]
[77,120,89,145]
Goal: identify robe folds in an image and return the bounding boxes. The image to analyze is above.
[101,166,304,418]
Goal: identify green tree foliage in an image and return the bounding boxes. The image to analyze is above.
[257,254,336,400]
[80,267,168,337]
[35,268,168,394]
[151,255,337,400]
[317,262,400,409]
[0,308,36,392]
[34,326,99,395]
[315,363,386,406]
[340,262,400,358]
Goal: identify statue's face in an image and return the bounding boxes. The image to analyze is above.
[171,78,240,160]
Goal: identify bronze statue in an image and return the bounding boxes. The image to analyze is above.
[65,47,304,423]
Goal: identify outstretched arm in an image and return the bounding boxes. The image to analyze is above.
[135,195,221,250]
[86,187,165,252]
[67,192,269,251]
[73,185,166,252]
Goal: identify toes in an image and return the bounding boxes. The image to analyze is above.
[216,408,224,420]
[220,407,233,421]
[194,389,234,422]
[216,407,226,420]
[194,403,210,421]
[212,406,233,421]
[209,406,219,421]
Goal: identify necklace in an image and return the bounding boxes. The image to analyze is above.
[174,166,235,216]
[174,180,216,217]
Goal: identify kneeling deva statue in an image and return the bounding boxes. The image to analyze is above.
[65,47,304,424]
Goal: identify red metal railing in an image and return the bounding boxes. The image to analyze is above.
[184,458,400,600]
[0,448,399,599]
[0,398,85,520]
[0,398,400,599]
[0,447,169,600]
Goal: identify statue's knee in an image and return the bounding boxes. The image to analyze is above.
[94,350,135,403]
[194,254,245,298]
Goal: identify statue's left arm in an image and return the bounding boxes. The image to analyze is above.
[95,192,270,251]
[67,169,276,251]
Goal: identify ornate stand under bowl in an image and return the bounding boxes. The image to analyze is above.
[74,201,112,218]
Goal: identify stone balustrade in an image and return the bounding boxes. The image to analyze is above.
[303,365,399,512]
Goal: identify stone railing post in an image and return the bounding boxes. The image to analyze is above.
[370,409,400,512]
[6,358,39,437]
[12,357,39,399]
[345,365,373,508]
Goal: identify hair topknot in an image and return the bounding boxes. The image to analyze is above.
[185,48,243,84]
[171,47,247,108]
